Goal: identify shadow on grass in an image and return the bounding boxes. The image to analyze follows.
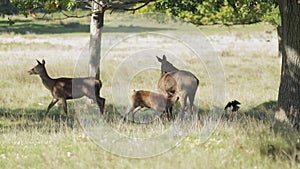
[0,19,33,24]
[0,106,77,132]
[222,100,300,163]
[0,101,283,129]
[0,101,284,131]
[0,22,90,34]
[244,100,279,121]
[222,100,279,122]
[0,103,130,132]
[0,102,208,131]
[0,18,176,34]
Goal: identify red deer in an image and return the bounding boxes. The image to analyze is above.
[28,59,105,117]
[157,55,199,115]
[124,90,178,121]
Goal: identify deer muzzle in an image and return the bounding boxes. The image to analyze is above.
[28,69,35,75]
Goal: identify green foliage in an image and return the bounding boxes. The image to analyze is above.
[137,0,280,25]
[10,0,77,17]
[0,0,18,16]
[261,4,280,26]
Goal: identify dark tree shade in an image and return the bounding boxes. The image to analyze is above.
[0,0,18,17]
[278,0,300,130]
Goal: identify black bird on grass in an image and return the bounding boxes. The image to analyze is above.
[225,100,241,112]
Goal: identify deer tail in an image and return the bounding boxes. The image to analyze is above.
[194,75,199,86]
[95,66,100,80]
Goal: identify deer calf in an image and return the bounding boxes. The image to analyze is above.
[124,90,178,121]
[28,59,105,117]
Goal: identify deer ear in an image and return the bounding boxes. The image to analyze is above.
[162,55,167,60]
[42,59,45,65]
[36,59,41,65]
[156,56,162,62]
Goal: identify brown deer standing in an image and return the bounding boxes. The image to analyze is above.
[124,90,178,122]
[28,59,105,117]
[157,55,199,116]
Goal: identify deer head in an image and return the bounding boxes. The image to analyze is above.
[28,59,46,75]
[156,55,178,74]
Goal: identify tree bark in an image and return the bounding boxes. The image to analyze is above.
[89,0,104,78]
[277,25,282,58]
[278,0,300,129]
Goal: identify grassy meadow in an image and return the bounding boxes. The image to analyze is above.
[0,12,299,169]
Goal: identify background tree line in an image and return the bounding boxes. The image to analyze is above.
[1,0,280,26]
[135,0,280,25]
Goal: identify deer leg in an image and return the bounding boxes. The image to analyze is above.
[123,106,134,122]
[61,98,68,116]
[123,106,141,122]
[163,108,170,121]
[96,96,105,114]
[179,94,187,120]
[131,108,141,122]
[168,106,173,121]
[87,93,105,114]
[45,98,59,117]
[188,93,196,114]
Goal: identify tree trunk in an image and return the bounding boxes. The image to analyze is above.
[89,0,104,78]
[277,25,282,58]
[278,0,300,130]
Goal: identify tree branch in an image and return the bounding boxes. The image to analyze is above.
[76,0,92,9]
[34,11,92,21]
[123,0,154,11]
[107,0,156,13]
[91,0,105,7]
[61,11,92,18]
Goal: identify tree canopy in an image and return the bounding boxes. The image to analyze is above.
[2,0,280,26]
[9,0,77,16]
[6,0,156,17]
[137,0,280,25]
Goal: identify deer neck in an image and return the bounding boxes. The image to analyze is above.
[164,64,178,73]
[39,68,55,90]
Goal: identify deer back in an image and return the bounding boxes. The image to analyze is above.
[159,70,199,96]
[51,77,101,100]
[131,90,169,112]
[158,72,178,95]
[71,77,101,99]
